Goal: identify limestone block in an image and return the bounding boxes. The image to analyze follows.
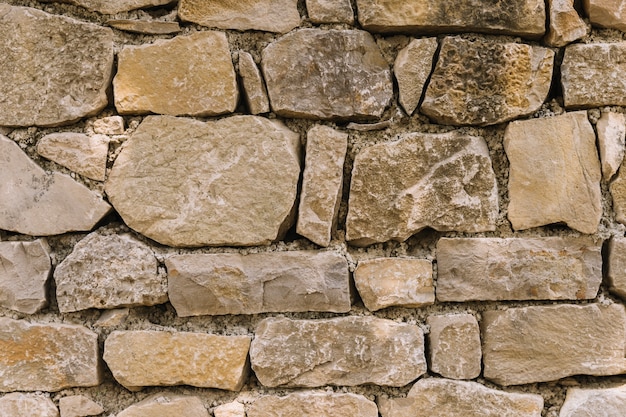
[505,112,601,234]
[394,38,438,115]
[59,395,103,417]
[597,112,626,181]
[296,125,348,246]
[611,160,626,224]
[214,402,245,417]
[248,392,378,417]
[0,318,101,392]
[93,116,125,135]
[305,0,354,24]
[346,132,498,246]
[0,393,59,417]
[36,133,109,181]
[262,29,393,120]
[584,0,626,32]
[353,258,434,311]
[482,304,626,385]
[107,20,181,34]
[427,314,481,380]
[607,237,626,300]
[436,237,602,301]
[238,52,270,115]
[422,37,554,126]
[559,384,626,417]
[114,31,237,117]
[117,395,209,417]
[42,0,173,14]
[0,5,113,127]
[95,308,129,328]
[545,0,588,47]
[250,316,426,387]
[105,115,300,247]
[104,331,251,391]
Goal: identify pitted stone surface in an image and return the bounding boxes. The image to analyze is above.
[214,401,245,417]
[248,392,378,417]
[117,395,209,417]
[36,133,109,181]
[545,0,588,47]
[611,160,626,224]
[305,0,354,24]
[59,395,103,417]
[394,37,438,116]
[238,52,270,115]
[42,0,173,14]
[93,116,124,135]
[0,393,59,417]
[427,314,481,380]
[106,20,181,34]
[584,0,626,32]
[559,384,626,417]
[597,112,626,181]
[607,237,626,300]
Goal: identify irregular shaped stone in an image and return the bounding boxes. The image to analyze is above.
[0,5,113,127]
[597,112,625,181]
[611,160,626,224]
[306,0,354,24]
[0,136,112,236]
[584,0,626,31]
[105,115,300,247]
[36,133,109,181]
[427,314,481,380]
[505,112,601,233]
[248,392,378,417]
[95,308,130,328]
[559,385,626,417]
[262,29,393,120]
[296,126,348,246]
[42,0,173,14]
[250,316,426,387]
[0,318,101,392]
[178,0,300,33]
[353,258,434,311]
[114,31,237,116]
[238,52,270,115]
[93,116,125,135]
[0,393,58,417]
[545,0,588,47]
[607,237,626,300]
[422,37,554,126]
[346,132,498,246]
[59,395,103,417]
[104,330,251,391]
[482,304,626,385]
[436,237,602,301]
[54,232,165,313]
[394,38,438,115]
[117,395,209,417]
[214,401,245,417]
[107,20,181,34]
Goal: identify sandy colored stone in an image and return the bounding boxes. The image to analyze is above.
[296,125,348,247]
[59,395,103,417]
[545,0,588,47]
[262,29,393,121]
[559,384,626,417]
[0,5,113,127]
[42,0,173,14]
[114,31,237,117]
[482,304,626,386]
[104,330,250,391]
[93,116,125,135]
[597,112,625,181]
[117,395,209,417]
[105,115,300,247]
[422,37,554,126]
[95,308,130,328]
[611,159,626,224]
[107,20,181,34]
[607,237,626,300]
[248,392,378,417]
[0,393,58,417]
[584,0,626,31]
[37,133,109,181]
[394,38,438,115]
[214,401,245,417]
[306,0,354,24]
[346,131,498,246]
[427,314,481,380]
[250,316,426,387]
[505,112,601,234]
[54,232,165,313]
[238,52,270,115]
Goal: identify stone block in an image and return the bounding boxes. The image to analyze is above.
[0,393,58,417]
[93,116,125,135]
[59,395,103,417]
[607,237,626,300]
[584,0,626,32]
[559,384,626,417]
[106,20,181,34]
[394,37,438,115]
[248,392,378,417]
[427,314,481,380]
[42,0,173,14]
[238,52,270,115]
[305,0,354,24]
[214,401,245,417]
[545,0,588,47]
[597,112,626,181]
[117,395,209,417]
[37,133,109,181]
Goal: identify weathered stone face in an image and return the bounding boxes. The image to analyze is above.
[394,38,438,116]
[238,52,270,115]
[611,159,626,225]
[214,401,245,417]
[105,116,300,247]
[42,0,173,14]
[597,112,626,181]
[117,395,209,417]
[106,20,181,35]
[36,133,109,181]
[248,392,378,417]
[59,395,104,417]
[92,116,125,135]
[584,0,626,32]
[607,237,626,300]
[427,314,481,380]
[305,0,354,24]
[545,0,588,47]
[559,385,626,417]
[0,393,59,417]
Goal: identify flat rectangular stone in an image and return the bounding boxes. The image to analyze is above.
[607,237,626,300]
[427,314,481,380]
[248,392,378,417]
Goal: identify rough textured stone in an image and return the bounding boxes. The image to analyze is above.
[353,258,434,311]
[93,116,125,135]
[559,385,626,417]
[178,0,300,33]
[394,38,438,116]
[250,316,426,387]
[0,318,101,392]
[436,237,602,301]
[43,0,173,14]
[214,401,245,417]
[238,52,270,115]
[305,0,354,24]
[36,133,109,181]
[597,112,626,181]
[248,392,378,417]
[117,395,209,417]
[0,393,58,417]
[584,0,626,31]
[105,115,300,247]
[346,132,498,246]
[104,330,250,391]
[0,135,111,236]
[427,314,481,380]
[107,20,181,34]
[0,5,113,127]
[296,126,348,246]
[114,31,237,117]
[607,237,626,300]
[59,395,103,417]
[611,160,626,224]
[54,232,165,313]
[505,112,601,234]
[482,304,626,385]
[262,29,393,120]
[545,0,588,47]
[95,308,129,328]
[166,251,350,316]
[422,37,554,126]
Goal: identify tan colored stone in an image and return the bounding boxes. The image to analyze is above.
[104,330,250,391]
[0,393,59,417]
[248,392,378,417]
[95,308,130,328]
[559,384,626,417]
[214,401,245,417]
[505,112,601,234]
[105,115,300,247]
[607,237,626,300]
[107,20,181,34]
[611,159,626,224]
[114,31,237,117]
[422,37,554,126]
[238,52,270,115]
[59,395,103,417]
[0,5,113,127]
[427,314,481,380]
[117,395,209,417]
[346,132,498,246]
[42,0,173,14]
[545,0,588,47]
[0,318,101,392]
[93,116,125,135]
[306,0,354,24]
[394,38,438,116]
[584,0,626,32]
[262,29,393,120]
[296,126,348,247]
[597,112,625,181]
[37,133,109,181]
[482,304,626,385]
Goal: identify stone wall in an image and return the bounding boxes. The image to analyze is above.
[2,0,626,416]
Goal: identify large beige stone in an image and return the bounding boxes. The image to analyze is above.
[42,0,173,14]
[214,401,245,417]
[611,159,626,224]
[545,0,588,47]
[597,112,626,181]
[238,52,270,115]
[346,132,498,246]
[105,116,300,247]
[59,395,103,417]
[584,0,626,31]
[607,237,626,300]
[117,395,209,417]
[306,0,354,24]
[0,5,113,127]
[262,29,393,120]
[505,112,601,234]
[559,384,626,417]
[482,304,626,385]
[0,393,59,417]
[107,19,181,34]
[422,37,554,126]
[394,38,438,116]
[0,318,101,392]
[36,133,109,181]
[114,32,237,117]
[250,316,426,387]
[427,314,481,380]
[104,330,250,391]
[248,392,378,417]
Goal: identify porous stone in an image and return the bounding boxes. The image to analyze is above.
[305,0,354,24]
[107,20,181,34]
[105,115,300,247]
[104,331,251,391]
[214,401,245,417]
[117,395,209,417]
[545,0,588,47]
[559,384,626,417]
[436,237,602,301]
[597,112,625,181]
[250,316,426,387]
[482,304,626,385]
[95,308,130,327]
[346,132,498,246]
[248,392,378,417]
[36,133,109,181]
[421,37,554,126]
[505,112,601,234]
[114,31,237,117]
[611,160,626,224]
[93,116,125,135]
[607,237,626,300]
[427,314,481,380]
[353,258,434,311]
[0,393,58,417]
[0,5,113,127]
[394,38,438,115]
[42,0,173,14]
[238,52,270,115]
[296,125,348,247]
[59,395,103,417]
[584,0,626,31]
[0,135,111,236]
[262,29,393,120]
[0,318,101,392]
